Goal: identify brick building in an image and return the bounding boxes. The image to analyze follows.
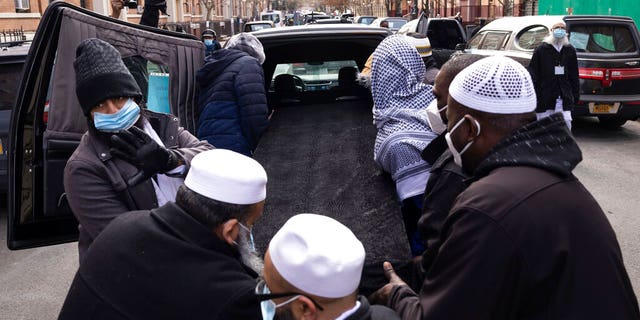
[1,0,270,36]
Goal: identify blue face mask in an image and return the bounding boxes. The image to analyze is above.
[204,39,213,46]
[553,28,567,39]
[93,98,140,133]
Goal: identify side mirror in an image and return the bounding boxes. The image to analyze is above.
[455,43,466,51]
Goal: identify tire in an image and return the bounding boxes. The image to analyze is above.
[598,117,627,130]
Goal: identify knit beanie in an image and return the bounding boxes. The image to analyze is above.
[226,32,266,65]
[74,38,142,116]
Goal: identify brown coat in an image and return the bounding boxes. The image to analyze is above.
[63,110,213,261]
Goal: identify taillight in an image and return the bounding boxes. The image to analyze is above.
[579,67,640,87]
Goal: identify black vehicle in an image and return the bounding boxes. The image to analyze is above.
[8,3,409,290]
[0,41,30,194]
[467,15,640,129]
[7,2,204,249]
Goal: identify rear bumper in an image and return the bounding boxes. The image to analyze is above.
[574,94,640,119]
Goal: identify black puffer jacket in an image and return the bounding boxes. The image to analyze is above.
[389,114,640,319]
[196,49,269,156]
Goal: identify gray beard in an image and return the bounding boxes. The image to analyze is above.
[237,232,264,275]
[544,34,569,46]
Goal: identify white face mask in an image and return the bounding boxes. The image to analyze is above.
[445,116,481,168]
[426,99,448,134]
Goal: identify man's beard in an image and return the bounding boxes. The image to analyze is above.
[544,34,569,46]
[237,232,264,275]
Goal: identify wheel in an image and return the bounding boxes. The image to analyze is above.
[598,116,627,130]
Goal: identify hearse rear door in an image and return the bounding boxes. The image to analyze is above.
[7,2,204,249]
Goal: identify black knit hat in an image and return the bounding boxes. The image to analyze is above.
[74,38,142,116]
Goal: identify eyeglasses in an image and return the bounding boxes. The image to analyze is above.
[254,279,324,317]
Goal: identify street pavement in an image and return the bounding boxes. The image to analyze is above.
[1,118,639,319]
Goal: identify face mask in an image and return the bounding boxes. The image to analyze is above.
[93,98,140,133]
[426,99,448,134]
[258,280,300,320]
[238,222,256,252]
[553,28,566,39]
[444,116,481,168]
[204,39,213,46]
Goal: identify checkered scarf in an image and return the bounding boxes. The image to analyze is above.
[371,35,438,200]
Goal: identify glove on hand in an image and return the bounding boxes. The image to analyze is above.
[110,126,180,186]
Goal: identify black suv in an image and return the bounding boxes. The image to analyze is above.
[467,15,640,129]
[0,42,30,194]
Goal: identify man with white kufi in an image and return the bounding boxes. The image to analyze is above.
[371,56,639,319]
[59,149,268,319]
[258,214,400,320]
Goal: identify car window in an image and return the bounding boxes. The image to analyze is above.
[467,31,486,49]
[517,25,548,50]
[272,60,359,91]
[569,24,637,53]
[359,17,375,24]
[388,20,407,30]
[0,62,24,110]
[478,31,509,50]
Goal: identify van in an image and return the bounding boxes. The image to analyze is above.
[260,10,285,27]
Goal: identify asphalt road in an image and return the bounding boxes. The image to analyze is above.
[1,118,639,319]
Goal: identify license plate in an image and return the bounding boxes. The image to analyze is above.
[588,102,620,114]
[593,104,612,113]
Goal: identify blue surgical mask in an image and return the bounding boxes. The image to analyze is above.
[257,280,300,320]
[553,28,567,39]
[93,98,140,133]
[204,39,213,46]
[444,116,481,168]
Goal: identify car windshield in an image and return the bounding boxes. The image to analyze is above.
[388,20,407,29]
[569,24,637,53]
[272,60,359,91]
[359,17,376,24]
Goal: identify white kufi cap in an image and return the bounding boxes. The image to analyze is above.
[268,214,365,298]
[448,55,536,114]
[184,149,267,204]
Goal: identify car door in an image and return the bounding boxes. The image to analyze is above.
[7,1,204,249]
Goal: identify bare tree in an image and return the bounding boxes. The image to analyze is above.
[497,0,514,16]
[200,0,216,21]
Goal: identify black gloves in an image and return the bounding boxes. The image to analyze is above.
[110,126,181,186]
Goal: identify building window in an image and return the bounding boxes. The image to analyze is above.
[14,0,30,12]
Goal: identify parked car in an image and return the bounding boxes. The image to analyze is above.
[354,15,377,25]
[0,41,30,195]
[243,20,275,32]
[369,17,408,33]
[8,2,408,293]
[466,15,640,129]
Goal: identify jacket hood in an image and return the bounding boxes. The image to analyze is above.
[474,113,582,179]
[196,49,249,85]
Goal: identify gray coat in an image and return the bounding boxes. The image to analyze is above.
[63,110,213,261]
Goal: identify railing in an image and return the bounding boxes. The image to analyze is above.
[0,27,27,47]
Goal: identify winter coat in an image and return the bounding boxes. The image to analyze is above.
[196,48,269,156]
[346,296,400,320]
[63,110,213,261]
[418,133,469,271]
[388,114,640,319]
[58,202,261,320]
[528,42,580,112]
